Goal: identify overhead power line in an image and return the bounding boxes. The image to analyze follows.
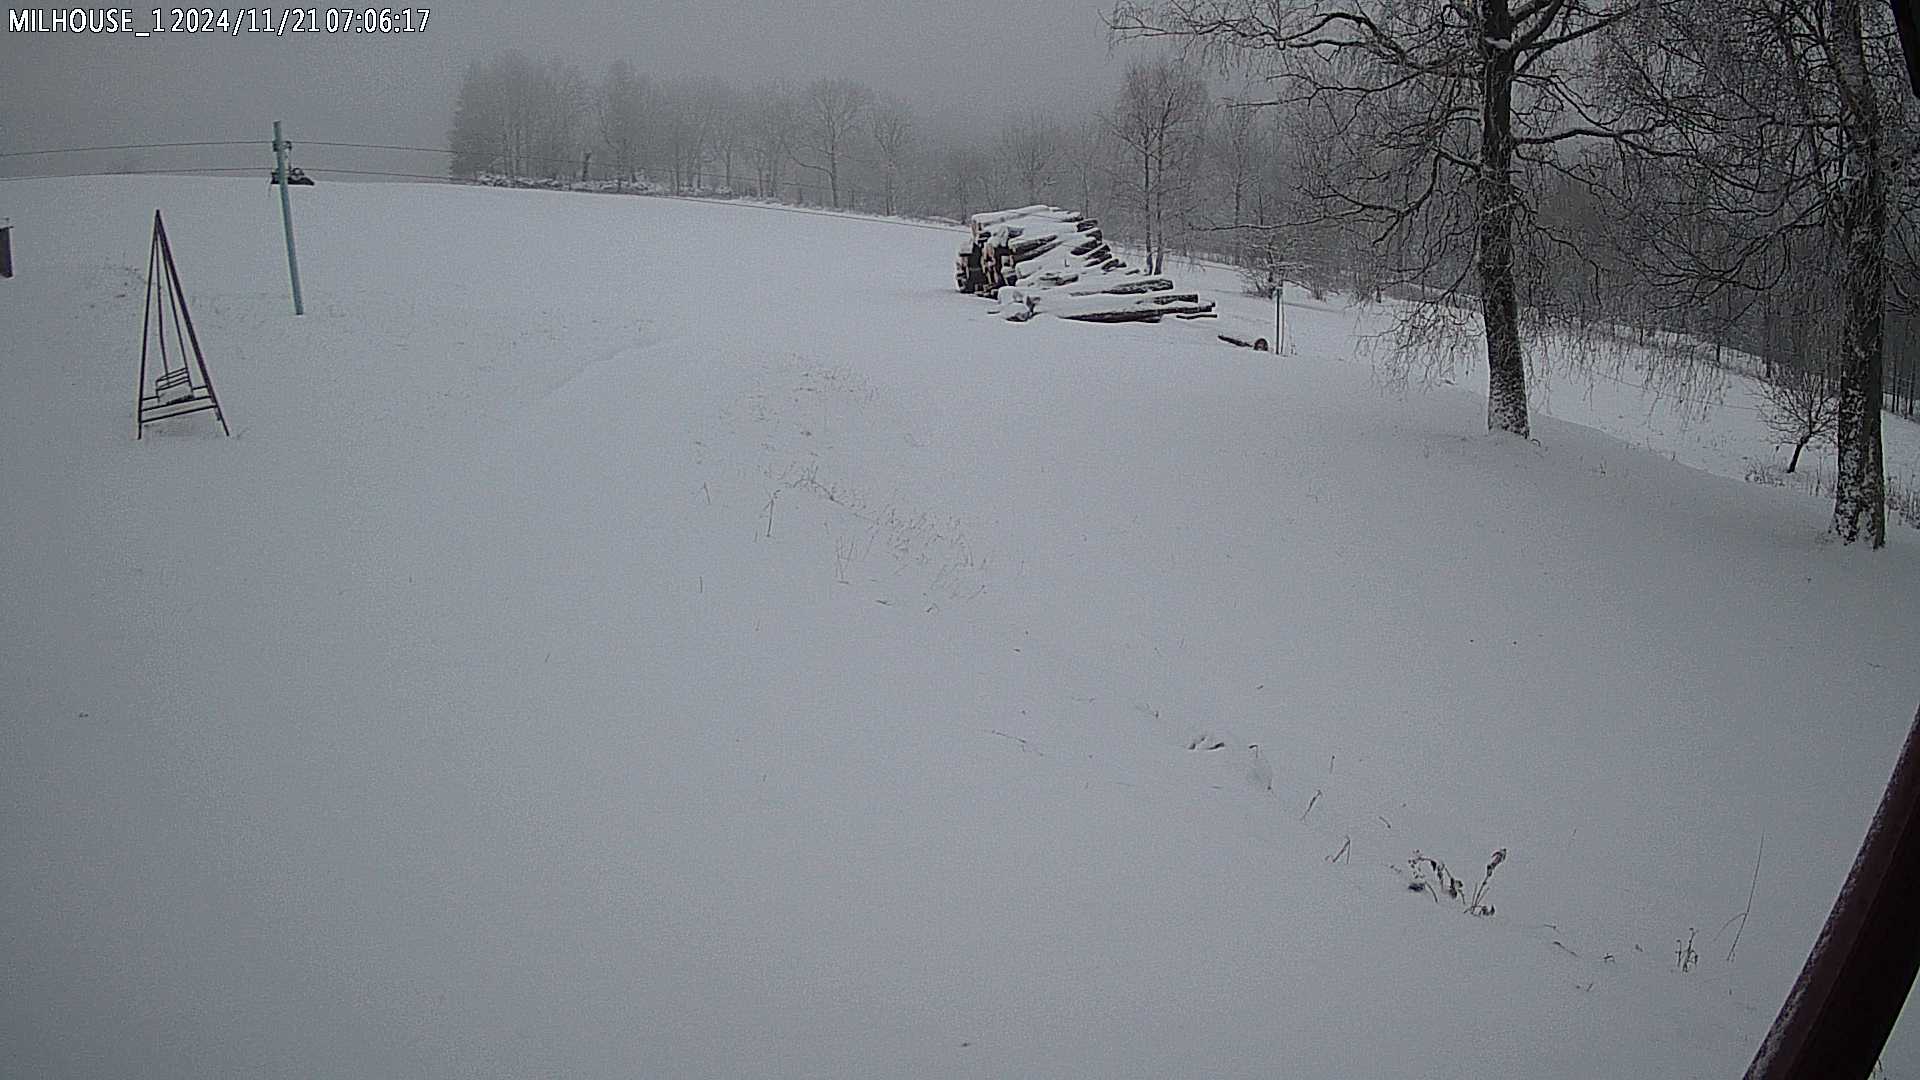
[0,140,258,159]
[306,166,461,181]
[304,140,457,155]
[0,166,260,182]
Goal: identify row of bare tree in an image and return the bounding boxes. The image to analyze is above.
[444,51,1267,251]
[1110,0,1918,548]
[447,0,1915,548]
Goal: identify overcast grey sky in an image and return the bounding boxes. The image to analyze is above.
[2,1,1130,175]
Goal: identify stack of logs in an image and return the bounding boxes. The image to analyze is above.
[955,205,1215,324]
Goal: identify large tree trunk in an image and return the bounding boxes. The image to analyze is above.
[1144,137,1159,276]
[1828,0,1888,548]
[1476,0,1531,438]
[828,139,841,209]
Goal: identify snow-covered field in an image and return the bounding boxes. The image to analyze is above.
[3,176,1918,1078]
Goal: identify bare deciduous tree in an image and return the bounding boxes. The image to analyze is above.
[1111,0,1639,438]
[1105,55,1209,275]
[794,77,874,209]
[869,98,917,216]
[594,60,654,187]
[1210,98,1257,220]
[704,80,747,191]
[942,140,994,220]
[1599,0,1901,545]
[657,76,734,192]
[996,111,1067,206]
[1065,119,1113,218]
[449,52,589,181]
[747,82,798,200]
[1762,363,1842,473]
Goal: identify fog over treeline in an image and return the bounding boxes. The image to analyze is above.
[5,0,1919,542]
[422,0,1920,551]
[0,1,1119,166]
[442,50,1276,254]
[441,28,1920,377]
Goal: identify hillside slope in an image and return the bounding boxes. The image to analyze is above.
[3,177,1918,1078]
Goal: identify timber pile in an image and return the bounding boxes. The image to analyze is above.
[955,205,1215,324]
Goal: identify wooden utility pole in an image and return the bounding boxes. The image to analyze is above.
[272,120,304,315]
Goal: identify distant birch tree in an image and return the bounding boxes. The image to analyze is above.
[1106,55,1209,275]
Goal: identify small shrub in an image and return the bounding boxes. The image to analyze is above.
[1744,462,1920,531]
[1888,474,1920,529]
[1407,848,1506,917]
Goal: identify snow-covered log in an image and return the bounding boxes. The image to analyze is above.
[994,286,1216,324]
[957,204,1215,323]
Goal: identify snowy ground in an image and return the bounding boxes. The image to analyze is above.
[1174,255,1920,497]
[4,177,1919,1078]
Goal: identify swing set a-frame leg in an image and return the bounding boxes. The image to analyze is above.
[136,211,159,440]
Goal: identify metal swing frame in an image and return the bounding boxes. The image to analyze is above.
[136,210,230,438]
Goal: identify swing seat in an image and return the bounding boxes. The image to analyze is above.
[154,367,196,406]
